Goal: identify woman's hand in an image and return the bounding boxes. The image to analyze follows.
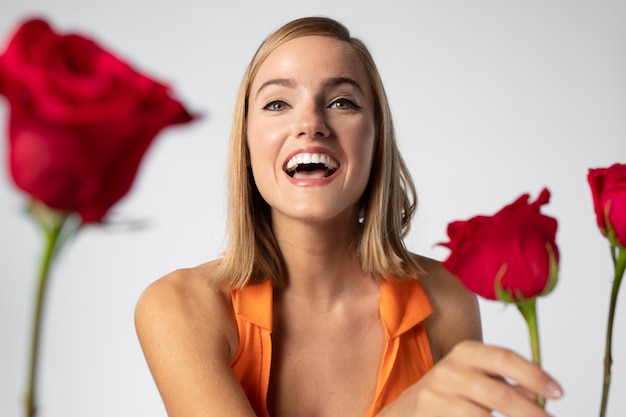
[377,340,563,417]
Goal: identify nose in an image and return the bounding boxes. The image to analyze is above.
[294,102,330,139]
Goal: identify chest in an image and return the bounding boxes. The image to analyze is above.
[267,301,385,417]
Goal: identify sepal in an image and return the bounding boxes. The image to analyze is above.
[540,243,559,297]
[27,200,68,234]
[603,200,624,250]
[26,200,80,259]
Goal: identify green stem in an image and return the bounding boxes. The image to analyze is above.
[517,298,545,408]
[599,245,626,417]
[24,216,68,417]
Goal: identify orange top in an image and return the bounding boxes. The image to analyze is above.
[230,276,434,417]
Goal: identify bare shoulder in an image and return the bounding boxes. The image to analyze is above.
[413,254,483,361]
[134,260,254,416]
[136,259,228,312]
[134,259,237,358]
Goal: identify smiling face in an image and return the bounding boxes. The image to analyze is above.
[246,35,376,226]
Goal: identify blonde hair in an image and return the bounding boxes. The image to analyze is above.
[213,16,422,289]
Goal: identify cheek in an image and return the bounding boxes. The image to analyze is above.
[247,146,274,205]
[246,121,275,167]
[353,125,376,175]
[247,140,274,185]
[246,124,283,198]
[246,114,287,150]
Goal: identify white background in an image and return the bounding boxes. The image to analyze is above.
[0,1,625,416]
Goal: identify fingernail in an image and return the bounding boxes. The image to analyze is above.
[546,381,563,399]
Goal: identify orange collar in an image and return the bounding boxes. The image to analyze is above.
[233,275,432,339]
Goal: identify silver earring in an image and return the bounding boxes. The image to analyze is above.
[358,206,365,224]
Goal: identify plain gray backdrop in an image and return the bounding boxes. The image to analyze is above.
[1,1,625,416]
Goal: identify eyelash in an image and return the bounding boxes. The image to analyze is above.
[262,100,289,111]
[261,97,361,112]
[330,98,361,110]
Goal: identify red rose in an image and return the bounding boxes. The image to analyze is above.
[588,163,626,248]
[0,18,196,222]
[439,188,559,301]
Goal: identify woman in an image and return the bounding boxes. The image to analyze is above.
[135,17,562,416]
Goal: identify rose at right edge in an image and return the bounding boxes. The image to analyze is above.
[588,163,626,248]
[588,162,626,417]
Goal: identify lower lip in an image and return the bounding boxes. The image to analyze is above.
[283,170,338,187]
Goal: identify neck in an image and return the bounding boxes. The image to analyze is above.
[271,212,372,304]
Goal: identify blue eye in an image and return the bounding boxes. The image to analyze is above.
[329,98,361,110]
[262,100,289,111]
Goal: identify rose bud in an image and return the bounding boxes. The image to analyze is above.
[439,188,559,302]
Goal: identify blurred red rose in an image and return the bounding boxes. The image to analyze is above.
[588,163,626,248]
[439,188,559,301]
[0,18,196,222]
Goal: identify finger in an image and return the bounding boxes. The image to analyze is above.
[489,377,537,402]
[454,341,563,400]
[431,394,492,417]
[407,381,493,417]
[433,351,552,417]
[491,376,545,402]
[464,372,552,417]
[513,384,539,402]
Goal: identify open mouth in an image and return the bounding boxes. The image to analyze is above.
[283,152,339,179]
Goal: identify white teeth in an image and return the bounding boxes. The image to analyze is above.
[285,152,339,171]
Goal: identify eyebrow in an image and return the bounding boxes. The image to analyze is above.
[255,78,297,98]
[325,77,365,95]
[254,77,365,99]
